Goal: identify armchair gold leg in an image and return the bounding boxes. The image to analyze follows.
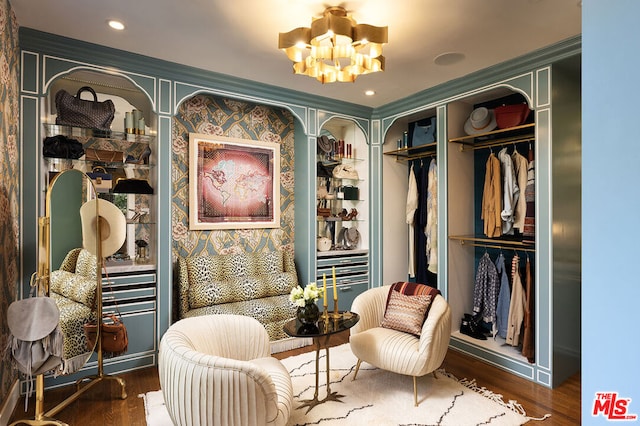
[413,376,419,407]
[352,359,362,381]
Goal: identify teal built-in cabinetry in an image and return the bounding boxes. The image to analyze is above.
[19,27,580,389]
[374,43,581,387]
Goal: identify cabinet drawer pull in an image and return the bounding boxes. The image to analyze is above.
[339,286,353,292]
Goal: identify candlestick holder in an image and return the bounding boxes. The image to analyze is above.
[331,298,341,319]
[320,305,329,320]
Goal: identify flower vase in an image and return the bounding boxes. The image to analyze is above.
[297,302,320,325]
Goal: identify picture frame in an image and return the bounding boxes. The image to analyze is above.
[189,133,280,230]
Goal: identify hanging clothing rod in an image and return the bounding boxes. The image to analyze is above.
[388,151,436,162]
[459,136,535,152]
[449,235,536,253]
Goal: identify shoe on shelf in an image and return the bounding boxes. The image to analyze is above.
[126,145,151,165]
[460,315,487,340]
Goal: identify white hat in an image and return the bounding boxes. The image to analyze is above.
[80,198,126,258]
[332,164,359,180]
[464,107,498,135]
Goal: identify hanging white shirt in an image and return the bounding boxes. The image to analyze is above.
[406,164,418,277]
[498,147,519,235]
[426,158,438,274]
[511,149,529,232]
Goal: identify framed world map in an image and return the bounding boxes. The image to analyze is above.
[188,133,280,230]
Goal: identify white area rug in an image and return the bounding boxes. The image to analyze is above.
[143,343,546,425]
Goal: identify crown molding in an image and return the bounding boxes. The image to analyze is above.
[19,28,373,118]
[372,35,582,119]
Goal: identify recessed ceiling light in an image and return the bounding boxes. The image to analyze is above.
[365,90,376,96]
[434,52,465,66]
[108,20,125,31]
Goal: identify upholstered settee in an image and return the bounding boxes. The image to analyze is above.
[178,248,300,347]
[49,248,98,374]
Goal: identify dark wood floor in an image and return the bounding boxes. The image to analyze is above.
[10,331,580,425]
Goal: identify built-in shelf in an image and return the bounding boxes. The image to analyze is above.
[448,123,535,152]
[384,141,437,161]
[44,123,156,143]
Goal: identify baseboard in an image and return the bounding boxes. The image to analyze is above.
[0,379,20,426]
[270,337,313,354]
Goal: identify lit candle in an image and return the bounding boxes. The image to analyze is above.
[332,266,337,300]
[323,274,328,308]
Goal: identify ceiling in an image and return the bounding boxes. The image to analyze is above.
[11,0,581,108]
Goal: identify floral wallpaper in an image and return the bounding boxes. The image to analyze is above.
[0,0,20,405]
[171,94,295,259]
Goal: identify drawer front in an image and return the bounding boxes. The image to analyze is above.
[317,263,368,277]
[103,272,156,288]
[96,309,156,355]
[315,282,368,313]
[317,252,368,268]
[336,282,368,312]
[103,287,156,304]
[102,271,157,305]
[119,310,156,355]
[103,300,155,315]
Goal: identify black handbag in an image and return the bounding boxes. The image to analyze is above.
[42,135,85,159]
[113,178,154,194]
[343,185,359,200]
[55,86,116,130]
[317,161,333,178]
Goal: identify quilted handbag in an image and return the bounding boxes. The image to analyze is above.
[55,86,116,130]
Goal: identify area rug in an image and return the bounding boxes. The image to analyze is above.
[143,343,546,425]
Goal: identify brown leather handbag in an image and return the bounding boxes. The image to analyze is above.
[84,314,128,356]
[84,148,124,163]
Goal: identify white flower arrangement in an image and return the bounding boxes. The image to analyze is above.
[289,282,320,307]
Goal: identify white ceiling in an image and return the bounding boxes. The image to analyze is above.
[11,0,581,108]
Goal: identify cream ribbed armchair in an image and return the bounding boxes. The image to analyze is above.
[349,285,451,406]
[158,314,293,426]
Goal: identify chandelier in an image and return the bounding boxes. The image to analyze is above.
[278,6,388,83]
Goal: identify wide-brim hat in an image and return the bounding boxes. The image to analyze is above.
[464,107,498,135]
[80,198,126,258]
[317,135,333,154]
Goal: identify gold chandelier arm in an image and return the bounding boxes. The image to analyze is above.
[354,24,388,45]
[278,6,387,83]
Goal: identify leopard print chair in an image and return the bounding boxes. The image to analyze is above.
[49,248,98,374]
